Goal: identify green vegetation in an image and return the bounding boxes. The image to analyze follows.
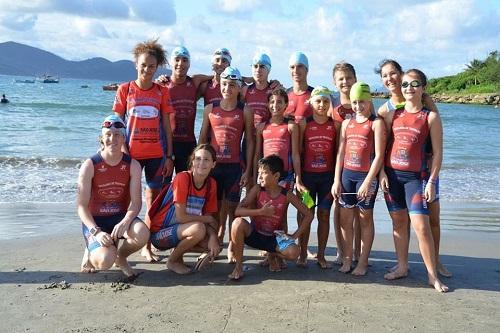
[427,51,500,95]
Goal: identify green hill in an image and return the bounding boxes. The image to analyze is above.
[427,51,499,95]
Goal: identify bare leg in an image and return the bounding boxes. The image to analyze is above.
[167,223,206,274]
[226,201,238,263]
[352,209,374,276]
[429,201,452,277]
[88,245,117,272]
[339,207,354,273]
[332,201,343,264]
[410,214,448,292]
[228,218,252,280]
[353,212,361,262]
[141,188,161,262]
[389,218,411,272]
[316,208,332,269]
[297,209,313,267]
[116,220,149,276]
[384,210,409,280]
[80,247,96,273]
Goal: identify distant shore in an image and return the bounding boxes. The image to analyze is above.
[372,92,500,106]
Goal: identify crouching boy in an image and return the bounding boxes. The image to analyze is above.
[228,154,313,280]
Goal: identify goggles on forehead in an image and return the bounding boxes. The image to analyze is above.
[401,80,422,88]
[221,73,241,80]
[102,121,126,129]
[214,49,231,56]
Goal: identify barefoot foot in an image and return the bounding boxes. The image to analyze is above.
[339,261,352,273]
[80,248,96,273]
[115,255,136,277]
[437,262,452,278]
[429,275,449,292]
[166,260,191,274]
[296,256,308,268]
[384,268,408,280]
[141,247,160,262]
[268,254,281,272]
[228,263,244,280]
[332,254,343,265]
[307,249,317,259]
[351,263,368,276]
[316,256,332,269]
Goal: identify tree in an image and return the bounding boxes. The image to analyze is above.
[465,59,485,85]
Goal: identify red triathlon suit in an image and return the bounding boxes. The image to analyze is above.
[343,115,376,172]
[113,81,173,160]
[302,116,336,173]
[252,187,289,236]
[245,83,272,128]
[89,152,131,217]
[262,120,293,174]
[285,86,314,124]
[332,104,355,124]
[386,108,430,172]
[203,79,222,106]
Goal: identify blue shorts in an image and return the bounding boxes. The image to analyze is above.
[210,163,242,203]
[244,227,277,253]
[340,169,379,210]
[301,171,334,210]
[82,213,136,252]
[150,224,180,250]
[384,167,429,215]
[138,157,167,189]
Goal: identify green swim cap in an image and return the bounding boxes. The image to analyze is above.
[310,85,332,98]
[350,82,372,102]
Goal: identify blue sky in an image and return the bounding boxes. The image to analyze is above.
[0,0,498,90]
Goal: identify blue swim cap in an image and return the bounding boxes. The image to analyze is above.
[221,66,242,85]
[171,46,190,61]
[252,53,271,72]
[288,51,309,70]
[213,47,232,64]
[102,114,126,136]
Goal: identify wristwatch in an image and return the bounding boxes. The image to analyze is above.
[166,154,175,161]
[89,226,101,236]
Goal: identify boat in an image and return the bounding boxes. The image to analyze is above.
[102,83,119,91]
[38,75,59,83]
[14,79,35,83]
[81,85,89,88]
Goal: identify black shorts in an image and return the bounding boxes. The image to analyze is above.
[244,228,277,253]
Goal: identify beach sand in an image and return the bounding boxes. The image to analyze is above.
[1,214,499,333]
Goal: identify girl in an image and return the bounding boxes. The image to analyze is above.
[376,59,451,277]
[332,82,386,275]
[380,69,448,292]
[148,144,220,274]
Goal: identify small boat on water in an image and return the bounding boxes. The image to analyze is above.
[14,79,35,83]
[81,85,89,88]
[38,75,59,83]
[102,83,119,91]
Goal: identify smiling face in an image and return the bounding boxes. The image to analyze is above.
[100,128,125,153]
[191,148,216,177]
[351,99,372,117]
[212,56,230,75]
[311,95,331,117]
[381,63,403,94]
[220,78,241,100]
[289,63,308,84]
[401,72,424,103]
[135,53,158,83]
[172,56,190,77]
[333,69,356,95]
[252,63,269,82]
[268,94,287,118]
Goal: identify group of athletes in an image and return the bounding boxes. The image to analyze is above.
[77,39,450,293]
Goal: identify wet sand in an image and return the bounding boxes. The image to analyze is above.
[1,220,499,332]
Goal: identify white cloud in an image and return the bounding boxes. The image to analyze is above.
[73,18,110,39]
[0,13,37,31]
[215,0,263,13]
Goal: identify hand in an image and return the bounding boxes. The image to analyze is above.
[425,182,436,202]
[111,220,129,242]
[260,201,275,216]
[295,180,308,194]
[357,181,371,200]
[269,79,283,90]
[331,181,342,200]
[379,172,389,193]
[239,172,249,187]
[155,75,170,85]
[207,235,220,259]
[163,158,174,177]
[95,231,113,247]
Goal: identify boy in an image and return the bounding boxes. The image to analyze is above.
[229,155,313,280]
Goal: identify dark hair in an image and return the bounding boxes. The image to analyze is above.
[188,143,217,169]
[133,38,168,67]
[332,62,356,79]
[267,87,289,104]
[258,154,284,178]
[404,68,428,87]
[375,59,403,76]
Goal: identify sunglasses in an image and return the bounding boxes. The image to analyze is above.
[102,121,126,129]
[401,80,422,88]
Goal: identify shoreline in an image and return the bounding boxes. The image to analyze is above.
[373,93,500,106]
[1,229,499,332]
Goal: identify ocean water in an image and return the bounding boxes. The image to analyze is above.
[1,74,499,238]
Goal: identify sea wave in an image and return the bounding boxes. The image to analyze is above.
[0,156,84,168]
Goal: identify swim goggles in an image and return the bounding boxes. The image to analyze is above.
[401,80,422,88]
[102,121,126,129]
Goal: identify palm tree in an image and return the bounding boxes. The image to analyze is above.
[465,59,484,85]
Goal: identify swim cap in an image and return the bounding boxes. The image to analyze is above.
[213,48,232,64]
[350,82,372,102]
[102,114,126,137]
[288,51,309,70]
[310,85,332,99]
[220,66,242,86]
[252,53,271,72]
[170,46,190,62]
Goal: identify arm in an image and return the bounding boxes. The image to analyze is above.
[332,120,347,200]
[162,114,174,177]
[174,202,217,225]
[297,118,306,154]
[290,123,306,193]
[198,104,213,144]
[76,160,113,247]
[191,74,213,89]
[111,159,142,241]
[235,185,274,217]
[253,123,264,183]
[240,105,255,187]
[287,191,313,239]
[196,80,208,102]
[378,110,394,192]
[357,119,387,199]
[425,112,443,202]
